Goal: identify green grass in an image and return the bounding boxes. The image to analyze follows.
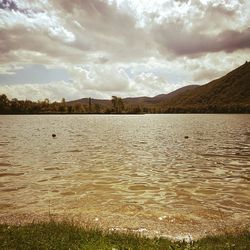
[0,220,249,250]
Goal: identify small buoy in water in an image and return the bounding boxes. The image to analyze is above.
[184,136,189,139]
[52,134,56,138]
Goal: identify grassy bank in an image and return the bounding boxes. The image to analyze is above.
[0,220,249,249]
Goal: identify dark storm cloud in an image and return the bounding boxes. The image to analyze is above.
[153,23,250,57]
[151,1,250,57]
[0,0,30,14]
[220,28,250,52]
[0,0,18,11]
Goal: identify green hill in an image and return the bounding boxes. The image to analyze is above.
[161,61,250,113]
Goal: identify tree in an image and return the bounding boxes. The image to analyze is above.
[0,94,10,113]
[94,103,101,113]
[88,97,92,112]
[59,98,67,113]
[10,98,20,113]
[111,96,124,113]
[44,98,50,105]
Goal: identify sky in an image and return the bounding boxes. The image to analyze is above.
[0,0,249,101]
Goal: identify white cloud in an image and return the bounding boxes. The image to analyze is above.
[0,7,75,43]
[0,0,249,100]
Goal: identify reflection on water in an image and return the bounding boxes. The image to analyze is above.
[0,114,249,237]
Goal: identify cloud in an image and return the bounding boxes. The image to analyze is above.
[133,72,174,97]
[0,64,133,101]
[0,64,70,84]
[0,61,191,101]
[69,64,132,93]
[151,0,250,57]
[0,81,78,101]
[183,50,250,83]
[54,0,153,61]
[153,24,250,57]
[0,25,86,66]
[0,0,250,101]
[1,0,249,63]
[0,0,153,66]
[0,0,18,11]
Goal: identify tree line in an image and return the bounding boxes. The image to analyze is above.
[0,94,147,114]
[0,94,249,114]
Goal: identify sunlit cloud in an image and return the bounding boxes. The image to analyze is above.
[0,0,249,101]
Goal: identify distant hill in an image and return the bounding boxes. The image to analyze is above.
[68,98,111,106]
[68,85,199,107]
[122,85,199,105]
[161,61,250,113]
[151,85,199,103]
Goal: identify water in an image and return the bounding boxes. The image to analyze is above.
[0,114,249,237]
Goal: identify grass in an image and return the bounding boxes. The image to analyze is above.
[0,220,249,250]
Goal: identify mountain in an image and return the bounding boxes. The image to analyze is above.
[67,62,250,113]
[151,85,199,103]
[122,85,199,105]
[161,61,250,112]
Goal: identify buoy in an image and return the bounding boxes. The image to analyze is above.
[52,134,56,138]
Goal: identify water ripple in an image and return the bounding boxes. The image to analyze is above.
[0,114,249,235]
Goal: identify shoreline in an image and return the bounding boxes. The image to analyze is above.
[1,215,249,249]
[1,212,249,241]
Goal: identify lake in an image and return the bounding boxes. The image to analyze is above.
[0,114,249,238]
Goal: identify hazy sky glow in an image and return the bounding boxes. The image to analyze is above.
[0,0,249,101]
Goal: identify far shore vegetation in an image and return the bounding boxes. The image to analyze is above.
[0,220,249,250]
[0,94,249,114]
